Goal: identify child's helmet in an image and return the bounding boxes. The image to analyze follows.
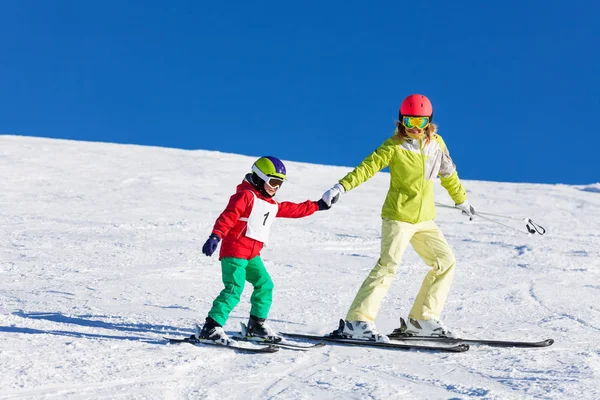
[399,94,433,119]
[249,156,287,197]
[251,156,287,182]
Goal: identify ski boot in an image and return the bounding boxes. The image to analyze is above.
[331,319,390,343]
[391,317,456,338]
[194,317,233,345]
[244,315,283,343]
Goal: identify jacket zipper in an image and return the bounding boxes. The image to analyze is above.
[417,139,425,223]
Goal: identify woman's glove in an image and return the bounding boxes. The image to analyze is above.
[321,183,345,207]
[456,201,475,220]
[202,234,220,256]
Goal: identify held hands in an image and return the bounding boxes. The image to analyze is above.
[202,234,220,256]
[321,183,345,207]
[456,200,476,220]
[317,199,331,211]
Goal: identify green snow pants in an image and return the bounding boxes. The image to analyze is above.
[207,256,274,326]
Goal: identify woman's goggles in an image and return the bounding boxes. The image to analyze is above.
[402,116,430,130]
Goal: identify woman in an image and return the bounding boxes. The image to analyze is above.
[321,94,474,342]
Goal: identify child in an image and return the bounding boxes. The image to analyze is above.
[197,156,331,344]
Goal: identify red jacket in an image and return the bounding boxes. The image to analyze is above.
[212,179,320,260]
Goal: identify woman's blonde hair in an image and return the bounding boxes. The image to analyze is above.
[395,120,437,144]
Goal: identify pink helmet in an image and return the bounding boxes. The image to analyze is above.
[399,94,433,118]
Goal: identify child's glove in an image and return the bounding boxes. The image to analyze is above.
[202,234,220,256]
[321,183,345,207]
[456,201,475,220]
[317,199,331,211]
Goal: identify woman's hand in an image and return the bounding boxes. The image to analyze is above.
[322,183,345,206]
[456,201,475,220]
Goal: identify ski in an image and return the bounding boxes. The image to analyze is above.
[388,334,554,348]
[230,334,326,351]
[235,322,325,351]
[164,336,279,353]
[280,332,469,353]
[388,318,554,348]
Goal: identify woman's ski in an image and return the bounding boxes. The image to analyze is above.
[280,332,469,353]
[388,318,554,348]
[388,334,554,348]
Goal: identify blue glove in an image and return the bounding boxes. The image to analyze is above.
[317,199,331,211]
[202,234,220,256]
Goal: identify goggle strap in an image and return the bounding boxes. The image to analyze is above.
[252,165,284,188]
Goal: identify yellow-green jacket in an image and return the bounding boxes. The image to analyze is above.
[339,131,467,224]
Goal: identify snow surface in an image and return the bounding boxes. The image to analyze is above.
[1,135,599,400]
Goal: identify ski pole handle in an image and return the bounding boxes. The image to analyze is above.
[434,202,546,235]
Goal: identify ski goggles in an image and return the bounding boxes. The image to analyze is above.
[402,116,430,130]
[265,177,284,190]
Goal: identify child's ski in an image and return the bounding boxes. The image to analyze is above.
[164,336,279,353]
[230,334,326,351]
[235,321,326,350]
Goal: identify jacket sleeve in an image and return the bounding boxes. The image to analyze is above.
[212,191,253,238]
[435,135,467,205]
[338,137,398,192]
[276,200,320,218]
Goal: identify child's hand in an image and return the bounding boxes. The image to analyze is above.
[317,199,331,211]
[202,234,220,256]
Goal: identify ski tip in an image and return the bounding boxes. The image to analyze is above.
[262,345,280,353]
[541,339,554,346]
[453,344,470,352]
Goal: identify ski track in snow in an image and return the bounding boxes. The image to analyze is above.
[1,136,600,399]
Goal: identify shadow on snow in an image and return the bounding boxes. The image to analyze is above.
[2,311,192,344]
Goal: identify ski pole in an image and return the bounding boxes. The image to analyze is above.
[476,211,546,235]
[435,202,546,235]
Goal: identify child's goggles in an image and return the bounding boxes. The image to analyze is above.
[402,116,430,130]
[265,177,284,189]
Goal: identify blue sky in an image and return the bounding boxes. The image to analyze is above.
[1,1,598,184]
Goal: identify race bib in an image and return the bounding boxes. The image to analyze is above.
[241,192,278,244]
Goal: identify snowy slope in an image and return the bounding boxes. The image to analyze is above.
[1,135,599,400]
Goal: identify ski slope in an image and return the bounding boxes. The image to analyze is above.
[1,135,599,399]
